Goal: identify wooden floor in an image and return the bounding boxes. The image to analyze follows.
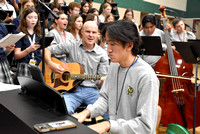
[157,125,200,134]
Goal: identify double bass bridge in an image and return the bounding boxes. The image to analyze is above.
[171,89,184,93]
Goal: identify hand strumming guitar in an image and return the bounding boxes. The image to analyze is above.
[48,60,64,74]
[45,48,65,74]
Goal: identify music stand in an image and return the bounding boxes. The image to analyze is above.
[1,23,15,33]
[173,41,200,134]
[139,36,164,58]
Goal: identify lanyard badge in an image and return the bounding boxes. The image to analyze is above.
[29,53,36,65]
[28,34,36,65]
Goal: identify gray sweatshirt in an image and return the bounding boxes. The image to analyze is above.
[87,57,159,134]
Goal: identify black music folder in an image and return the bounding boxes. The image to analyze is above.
[139,36,164,56]
[173,41,200,63]
[36,36,54,49]
[17,64,68,115]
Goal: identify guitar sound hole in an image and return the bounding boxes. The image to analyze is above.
[62,72,70,81]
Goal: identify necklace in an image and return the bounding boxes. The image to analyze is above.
[115,56,139,115]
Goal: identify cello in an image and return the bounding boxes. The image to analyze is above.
[154,5,200,128]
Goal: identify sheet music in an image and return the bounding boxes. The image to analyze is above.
[0,32,25,48]
[0,82,21,92]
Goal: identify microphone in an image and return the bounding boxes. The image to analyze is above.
[185,23,197,33]
[165,9,175,13]
[38,0,59,20]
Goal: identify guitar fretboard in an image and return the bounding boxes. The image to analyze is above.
[71,74,105,80]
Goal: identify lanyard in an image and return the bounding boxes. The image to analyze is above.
[28,34,36,60]
[177,31,185,42]
[28,34,36,45]
[115,56,138,116]
[56,28,66,43]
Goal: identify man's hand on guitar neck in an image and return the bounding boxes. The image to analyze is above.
[99,76,106,85]
[48,61,64,74]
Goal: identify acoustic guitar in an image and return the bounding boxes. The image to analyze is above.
[39,57,105,92]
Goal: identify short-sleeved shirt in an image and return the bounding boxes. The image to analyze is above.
[12,17,20,33]
[48,40,109,87]
[15,31,42,65]
[0,24,8,62]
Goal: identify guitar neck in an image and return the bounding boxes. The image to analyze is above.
[71,74,104,80]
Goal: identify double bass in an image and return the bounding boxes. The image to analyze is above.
[154,5,200,128]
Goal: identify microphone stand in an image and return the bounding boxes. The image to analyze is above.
[37,0,59,75]
[37,0,46,75]
[193,57,200,134]
[185,23,197,33]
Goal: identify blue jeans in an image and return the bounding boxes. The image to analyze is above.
[63,86,99,115]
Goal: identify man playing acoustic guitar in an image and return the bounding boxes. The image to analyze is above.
[44,21,109,115]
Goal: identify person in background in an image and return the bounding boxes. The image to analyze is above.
[73,20,159,134]
[0,23,15,84]
[44,21,109,115]
[0,0,17,23]
[123,8,135,22]
[66,14,83,41]
[8,0,19,15]
[99,13,114,52]
[80,1,89,15]
[87,0,93,9]
[139,15,166,68]
[89,8,99,16]
[46,3,61,30]
[85,13,98,25]
[169,18,196,47]
[14,7,41,77]
[53,0,68,6]
[105,13,114,23]
[67,1,81,21]
[13,0,35,33]
[47,12,72,62]
[99,0,119,17]
[75,0,93,9]
[80,1,89,23]
[123,8,139,31]
[98,3,111,23]
[50,0,67,22]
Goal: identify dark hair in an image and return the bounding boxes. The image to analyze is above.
[89,8,99,14]
[103,0,114,2]
[102,20,141,55]
[85,13,99,22]
[18,7,41,38]
[142,15,156,27]
[80,1,89,14]
[172,18,182,28]
[51,3,61,11]
[123,8,134,20]
[54,12,67,24]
